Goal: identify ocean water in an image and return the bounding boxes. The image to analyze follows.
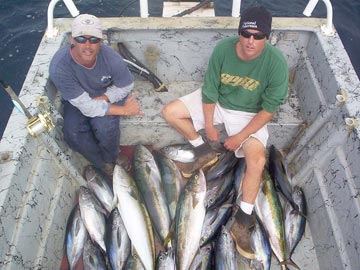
[0,0,359,139]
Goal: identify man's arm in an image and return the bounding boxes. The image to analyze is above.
[103,82,134,103]
[106,93,143,116]
[203,103,220,142]
[70,92,142,117]
[223,109,274,151]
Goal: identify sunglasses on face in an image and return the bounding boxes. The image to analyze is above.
[240,30,267,40]
[74,36,101,44]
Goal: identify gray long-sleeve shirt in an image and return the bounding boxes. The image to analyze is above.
[50,45,134,117]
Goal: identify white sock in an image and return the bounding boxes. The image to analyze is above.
[240,201,254,215]
[189,136,204,147]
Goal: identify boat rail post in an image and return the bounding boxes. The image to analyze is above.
[140,0,149,17]
[46,0,80,38]
[303,0,335,36]
[232,0,241,17]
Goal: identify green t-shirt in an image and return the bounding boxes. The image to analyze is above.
[202,36,288,113]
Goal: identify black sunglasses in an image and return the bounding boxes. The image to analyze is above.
[74,36,101,44]
[240,30,267,40]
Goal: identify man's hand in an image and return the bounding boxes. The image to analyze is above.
[122,93,143,116]
[224,134,244,151]
[205,125,220,142]
[106,92,144,116]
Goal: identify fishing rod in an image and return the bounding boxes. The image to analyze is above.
[0,80,55,136]
[172,0,212,17]
[117,42,168,92]
[0,80,33,119]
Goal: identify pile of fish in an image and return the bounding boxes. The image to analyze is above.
[63,144,307,270]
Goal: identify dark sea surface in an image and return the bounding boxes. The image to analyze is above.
[0,0,359,139]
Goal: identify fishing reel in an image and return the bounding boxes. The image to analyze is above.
[0,80,55,137]
[26,96,55,137]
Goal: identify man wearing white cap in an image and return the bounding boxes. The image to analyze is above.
[50,14,142,179]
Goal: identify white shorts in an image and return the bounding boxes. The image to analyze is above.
[179,88,269,158]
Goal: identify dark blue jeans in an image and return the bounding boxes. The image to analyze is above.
[62,101,121,169]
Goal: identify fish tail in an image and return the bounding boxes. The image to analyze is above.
[164,221,176,249]
[163,233,173,249]
[278,258,301,270]
[111,195,118,210]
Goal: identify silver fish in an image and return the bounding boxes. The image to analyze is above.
[215,225,237,270]
[200,195,233,247]
[255,169,287,269]
[233,157,246,202]
[250,218,271,270]
[175,169,207,270]
[205,169,234,209]
[125,250,146,270]
[160,143,195,163]
[283,186,306,268]
[113,164,155,270]
[206,151,238,182]
[85,165,114,215]
[78,186,107,253]
[106,207,131,270]
[153,150,182,221]
[189,243,214,270]
[268,145,298,211]
[65,204,88,270]
[133,144,171,245]
[156,247,176,270]
[83,239,107,270]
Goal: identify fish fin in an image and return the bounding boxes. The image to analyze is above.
[111,195,118,210]
[300,210,308,219]
[220,203,233,209]
[163,233,173,250]
[278,258,301,270]
[281,158,293,182]
[91,195,108,215]
[290,206,300,216]
[130,244,135,256]
[128,188,139,201]
[166,221,177,249]
[165,221,176,248]
[291,202,300,212]
[145,163,152,175]
[163,219,174,249]
[290,206,307,220]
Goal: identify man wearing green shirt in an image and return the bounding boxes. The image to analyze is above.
[162,6,288,258]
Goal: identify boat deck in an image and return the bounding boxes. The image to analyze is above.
[1,13,359,270]
[116,80,304,150]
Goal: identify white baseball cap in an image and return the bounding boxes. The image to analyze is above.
[72,14,103,39]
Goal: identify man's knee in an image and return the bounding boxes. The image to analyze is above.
[247,154,266,171]
[161,103,171,120]
[162,100,181,122]
[243,139,266,171]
